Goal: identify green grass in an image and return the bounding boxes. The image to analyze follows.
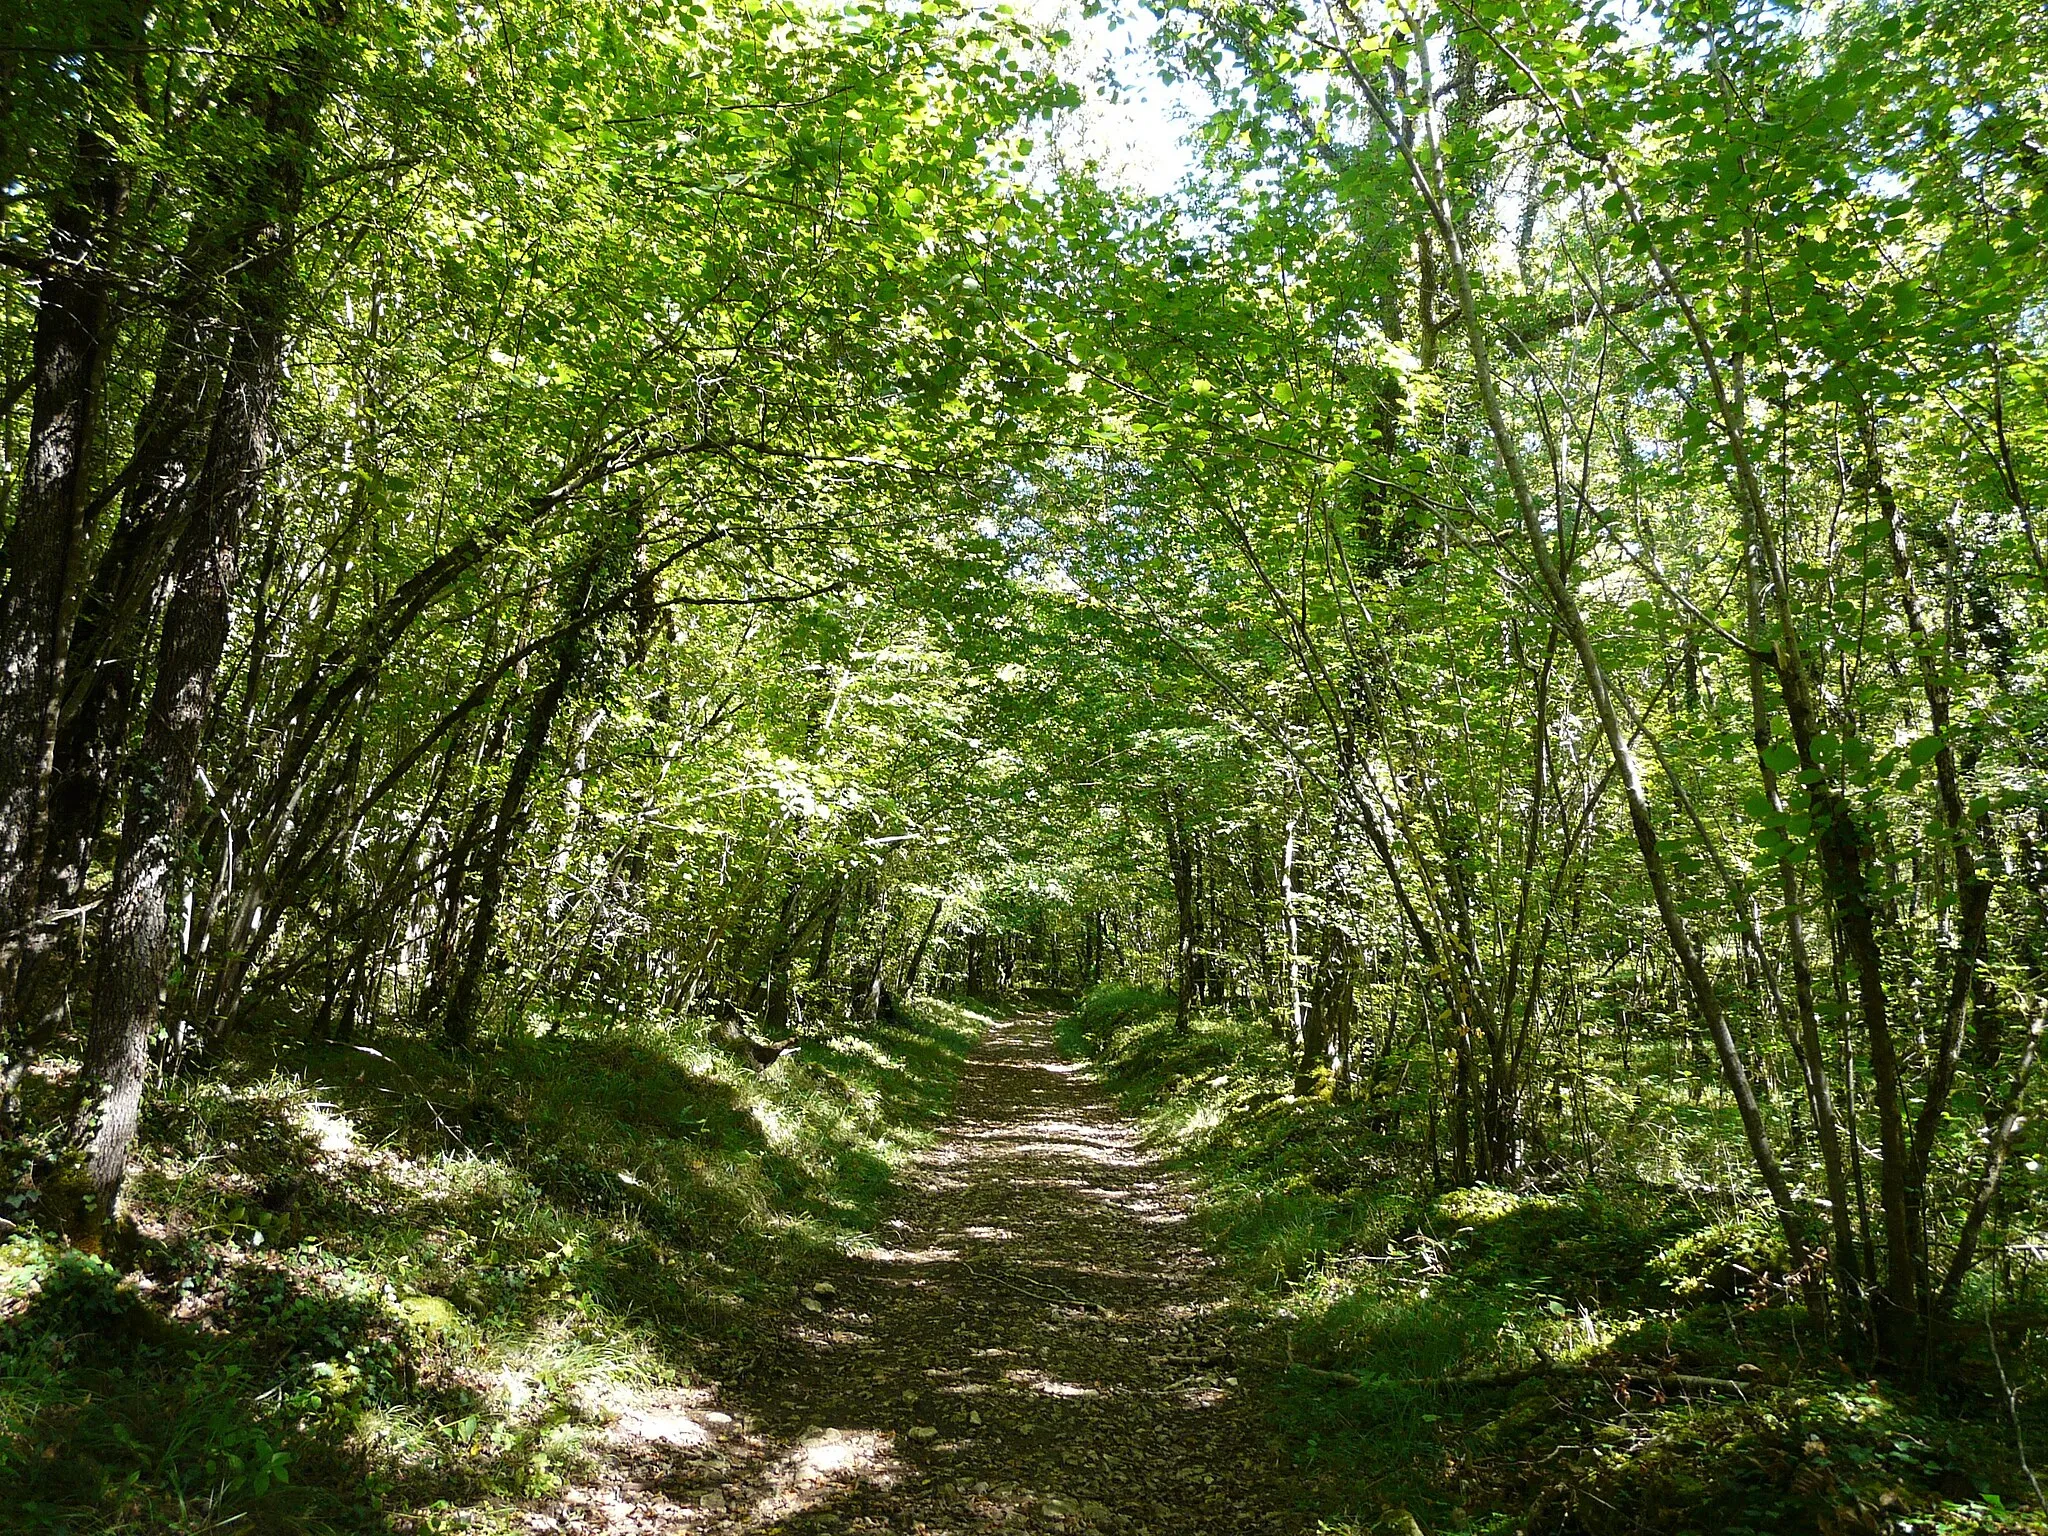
[1065,985,2048,1536]
[0,997,990,1534]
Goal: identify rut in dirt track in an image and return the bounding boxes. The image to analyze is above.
[570,1010,1320,1534]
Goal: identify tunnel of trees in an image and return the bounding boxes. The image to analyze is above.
[0,0,2045,1526]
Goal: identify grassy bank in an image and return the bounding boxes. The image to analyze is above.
[0,997,989,1533]
[1062,985,2048,1536]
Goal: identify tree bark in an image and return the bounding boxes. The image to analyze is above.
[0,43,138,1008]
[442,556,602,1048]
[809,874,847,991]
[1163,792,1198,1032]
[1860,405,1995,1319]
[3,293,227,1060]
[1299,919,1352,1096]
[1742,539,1864,1320]
[69,310,281,1233]
[64,23,333,1239]
[901,897,944,995]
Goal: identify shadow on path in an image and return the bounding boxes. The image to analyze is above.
[535,1012,1313,1535]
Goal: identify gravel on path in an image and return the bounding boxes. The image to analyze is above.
[532,1010,1316,1536]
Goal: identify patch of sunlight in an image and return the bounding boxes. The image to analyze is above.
[855,1244,962,1264]
[1435,1186,1561,1224]
[396,1293,470,1341]
[748,1099,799,1152]
[1180,1102,1227,1138]
[1004,1369,1102,1398]
[611,1403,714,1449]
[298,1100,357,1155]
[492,1367,535,1415]
[1055,1259,1164,1283]
[1565,1304,1626,1357]
[940,1001,1002,1026]
[824,1033,903,1070]
[388,1151,522,1204]
[752,1427,900,1521]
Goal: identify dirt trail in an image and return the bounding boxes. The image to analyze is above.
[540,1011,1315,1534]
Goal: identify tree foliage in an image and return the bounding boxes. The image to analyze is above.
[1,0,2046,1438]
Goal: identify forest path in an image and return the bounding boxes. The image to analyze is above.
[543,1010,1315,1535]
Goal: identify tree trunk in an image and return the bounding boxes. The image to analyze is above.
[0,61,137,1010]
[1163,792,1198,1032]
[853,897,898,1019]
[63,26,333,1240]
[901,897,943,995]
[1280,811,1307,1047]
[442,557,600,1048]
[1299,919,1353,1096]
[809,874,846,991]
[68,303,279,1235]
[1333,47,1815,1298]
[4,298,226,1057]
[1741,566,1863,1316]
[1860,406,1996,1320]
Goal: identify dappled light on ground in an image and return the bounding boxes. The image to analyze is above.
[529,1011,1311,1533]
[0,1004,990,1532]
[750,1429,902,1523]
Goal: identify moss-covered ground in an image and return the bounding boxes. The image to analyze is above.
[1061,985,2048,1536]
[0,998,989,1533]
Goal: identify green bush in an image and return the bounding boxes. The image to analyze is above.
[1064,982,1174,1050]
[1427,1184,1693,1308]
[1645,1206,1794,1303]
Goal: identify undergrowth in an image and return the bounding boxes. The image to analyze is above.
[1063,985,2048,1536]
[0,997,988,1533]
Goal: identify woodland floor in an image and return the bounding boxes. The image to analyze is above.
[528,1011,1317,1535]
